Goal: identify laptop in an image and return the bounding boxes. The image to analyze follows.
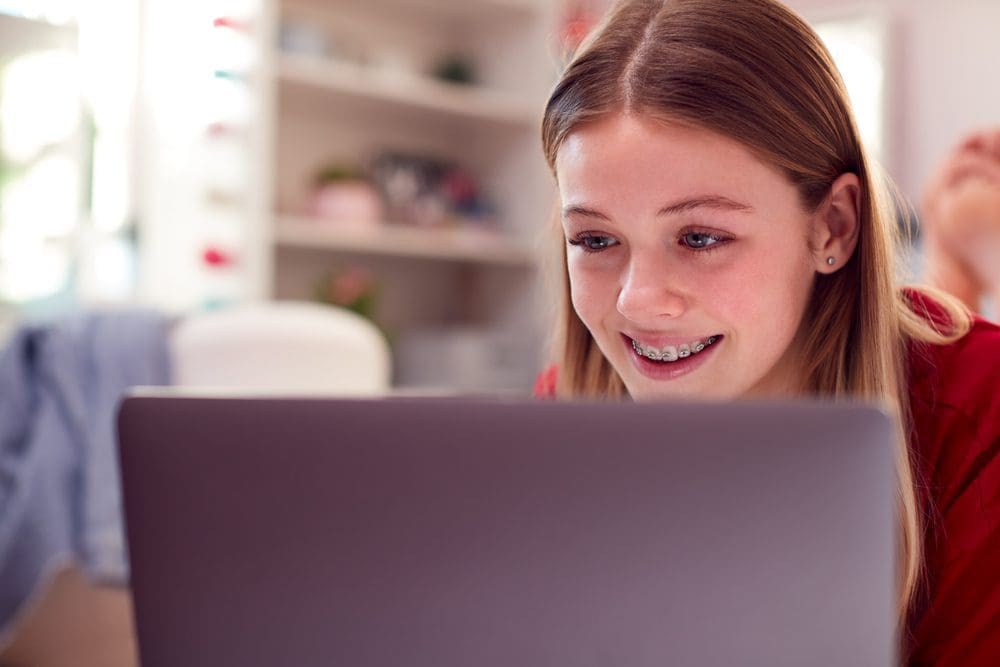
[117,394,896,667]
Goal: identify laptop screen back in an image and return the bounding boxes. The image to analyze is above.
[117,396,895,667]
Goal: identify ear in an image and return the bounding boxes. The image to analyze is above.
[811,173,861,273]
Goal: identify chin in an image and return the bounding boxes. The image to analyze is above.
[623,378,711,401]
[621,373,746,402]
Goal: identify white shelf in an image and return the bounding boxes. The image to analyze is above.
[275,216,537,267]
[277,52,541,129]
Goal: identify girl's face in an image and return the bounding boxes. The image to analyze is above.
[555,114,822,400]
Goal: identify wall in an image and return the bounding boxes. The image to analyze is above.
[786,0,1000,205]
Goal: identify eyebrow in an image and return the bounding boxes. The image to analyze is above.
[658,195,754,216]
[562,195,754,220]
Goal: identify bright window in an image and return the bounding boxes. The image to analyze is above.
[0,2,139,308]
[814,15,888,164]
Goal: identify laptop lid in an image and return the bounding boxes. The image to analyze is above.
[117,395,895,667]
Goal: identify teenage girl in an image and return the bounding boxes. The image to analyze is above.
[534,1,1000,664]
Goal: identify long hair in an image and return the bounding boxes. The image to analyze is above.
[540,0,971,638]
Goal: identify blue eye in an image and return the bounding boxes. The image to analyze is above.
[569,234,619,253]
[681,231,724,250]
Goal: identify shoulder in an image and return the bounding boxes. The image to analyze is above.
[904,287,1000,527]
[907,307,1000,515]
[905,287,1000,482]
[906,291,1000,427]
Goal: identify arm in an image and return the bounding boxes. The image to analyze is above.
[907,422,1000,666]
[906,321,1000,665]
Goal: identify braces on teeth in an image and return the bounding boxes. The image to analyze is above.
[632,336,719,362]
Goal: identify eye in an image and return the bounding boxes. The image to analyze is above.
[568,233,620,253]
[680,231,727,250]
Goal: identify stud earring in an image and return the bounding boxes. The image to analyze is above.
[826,257,836,266]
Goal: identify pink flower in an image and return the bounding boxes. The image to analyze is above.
[330,267,372,306]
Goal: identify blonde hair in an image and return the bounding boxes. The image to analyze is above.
[540,0,971,638]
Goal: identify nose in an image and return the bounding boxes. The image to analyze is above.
[616,252,688,322]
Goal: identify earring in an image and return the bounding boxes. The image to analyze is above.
[826,257,836,266]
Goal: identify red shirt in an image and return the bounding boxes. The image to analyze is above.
[534,301,1000,666]
[905,299,1000,666]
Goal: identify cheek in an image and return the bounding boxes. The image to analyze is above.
[567,259,616,327]
[708,242,815,334]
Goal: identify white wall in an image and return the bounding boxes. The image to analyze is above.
[786,0,1000,205]
[134,0,270,312]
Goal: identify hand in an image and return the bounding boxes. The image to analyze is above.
[940,178,1000,287]
[921,128,1000,310]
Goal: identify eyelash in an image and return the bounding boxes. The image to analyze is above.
[567,233,618,254]
[567,229,732,254]
[678,230,730,252]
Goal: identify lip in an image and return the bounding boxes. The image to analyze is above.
[621,333,723,381]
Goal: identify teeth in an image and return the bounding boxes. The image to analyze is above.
[631,336,720,363]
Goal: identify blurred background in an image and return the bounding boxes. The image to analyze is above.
[0,0,997,392]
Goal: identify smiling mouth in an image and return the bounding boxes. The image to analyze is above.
[628,335,723,363]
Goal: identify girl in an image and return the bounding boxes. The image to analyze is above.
[535,0,1000,664]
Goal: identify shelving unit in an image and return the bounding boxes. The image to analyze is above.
[264,0,559,391]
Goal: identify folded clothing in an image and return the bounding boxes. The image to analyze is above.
[0,309,171,638]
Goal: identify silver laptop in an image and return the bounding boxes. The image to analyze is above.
[117,395,896,667]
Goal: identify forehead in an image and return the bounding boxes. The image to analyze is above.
[554,114,795,211]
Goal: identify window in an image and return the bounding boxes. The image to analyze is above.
[0,2,138,312]
[814,14,889,165]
